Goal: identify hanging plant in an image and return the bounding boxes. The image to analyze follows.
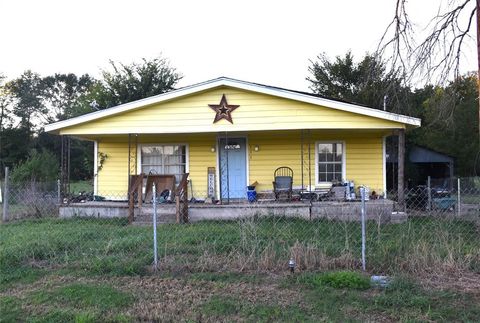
[97,152,108,172]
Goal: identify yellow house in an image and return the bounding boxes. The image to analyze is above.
[45,77,420,201]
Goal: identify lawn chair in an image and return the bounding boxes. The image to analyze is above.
[273,166,293,201]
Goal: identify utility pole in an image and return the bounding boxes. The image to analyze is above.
[477,0,480,146]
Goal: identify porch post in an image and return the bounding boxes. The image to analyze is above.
[397,129,405,209]
[60,135,71,200]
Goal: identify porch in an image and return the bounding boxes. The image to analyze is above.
[59,198,402,224]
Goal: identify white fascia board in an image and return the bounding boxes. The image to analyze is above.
[225,79,421,126]
[44,77,421,133]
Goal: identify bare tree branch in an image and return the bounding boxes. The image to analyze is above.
[377,0,476,86]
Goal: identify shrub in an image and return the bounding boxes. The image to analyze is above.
[10,149,58,183]
[297,271,371,290]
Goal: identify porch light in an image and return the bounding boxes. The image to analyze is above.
[211,146,216,153]
[254,145,259,152]
[288,258,296,273]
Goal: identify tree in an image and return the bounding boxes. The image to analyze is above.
[41,73,95,122]
[411,73,479,176]
[307,52,412,114]
[90,56,183,109]
[0,74,12,132]
[378,0,477,85]
[6,70,47,133]
[10,149,59,183]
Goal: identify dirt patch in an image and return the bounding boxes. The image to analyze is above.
[417,271,480,294]
[1,273,305,321]
[113,275,305,321]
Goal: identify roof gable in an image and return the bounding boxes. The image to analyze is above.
[45,77,421,135]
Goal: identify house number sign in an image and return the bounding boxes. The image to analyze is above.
[224,144,241,150]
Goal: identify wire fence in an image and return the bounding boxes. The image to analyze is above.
[1,176,479,277]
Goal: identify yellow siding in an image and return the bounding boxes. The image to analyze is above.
[97,139,128,197]
[61,87,404,135]
[96,134,217,197]
[248,130,386,194]
[96,130,388,198]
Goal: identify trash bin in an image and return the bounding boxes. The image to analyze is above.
[247,185,257,202]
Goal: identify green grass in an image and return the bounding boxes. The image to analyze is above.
[0,283,133,322]
[281,273,480,322]
[33,283,133,311]
[1,216,480,321]
[70,180,94,194]
[1,216,479,288]
[293,271,371,290]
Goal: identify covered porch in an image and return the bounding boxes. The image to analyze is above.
[58,128,407,224]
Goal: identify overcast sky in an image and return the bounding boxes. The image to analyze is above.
[0,0,477,91]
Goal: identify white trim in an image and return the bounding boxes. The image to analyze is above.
[44,77,421,133]
[216,135,249,198]
[215,140,220,199]
[314,141,346,186]
[93,140,98,195]
[382,136,387,198]
[137,143,190,176]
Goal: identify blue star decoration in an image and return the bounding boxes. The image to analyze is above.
[208,94,239,124]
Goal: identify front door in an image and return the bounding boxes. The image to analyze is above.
[219,137,247,199]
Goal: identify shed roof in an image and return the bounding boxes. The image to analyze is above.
[409,145,454,164]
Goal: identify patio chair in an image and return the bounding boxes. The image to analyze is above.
[273,166,293,201]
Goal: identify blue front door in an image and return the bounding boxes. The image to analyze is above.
[219,138,247,199]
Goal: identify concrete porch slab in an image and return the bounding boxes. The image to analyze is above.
[59,199,402,223]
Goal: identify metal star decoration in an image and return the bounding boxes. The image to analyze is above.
[208,94,239,124]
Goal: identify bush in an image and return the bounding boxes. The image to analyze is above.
[297,271,371,290]
[10,149,59,183]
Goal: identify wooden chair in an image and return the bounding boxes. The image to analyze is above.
[273,167,293,201]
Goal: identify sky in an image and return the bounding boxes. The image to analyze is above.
[0,0,477,91]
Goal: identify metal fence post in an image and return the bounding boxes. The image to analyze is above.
[2,167,9,222]
[360,187,366,271]
[457,178,461,217]
[427,176,432,211]
[152,183,158,271]
[57,179,61,205]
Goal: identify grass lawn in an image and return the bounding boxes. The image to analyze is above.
[69,180,94,194]
[1,217,480,321]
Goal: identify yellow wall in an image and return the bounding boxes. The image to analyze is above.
[96,134,217,197]
[248,130,387,193]
[61,87,405,136]
[95,130,389,198]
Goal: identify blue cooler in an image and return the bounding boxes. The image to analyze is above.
[247,185,257,202]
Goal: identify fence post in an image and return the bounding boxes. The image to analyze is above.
[57,179,61,205]
[457,178,461,217]
[427,176,432,211]
[360,186,366,271]
[152,183,158,271]
[2,167,9,222]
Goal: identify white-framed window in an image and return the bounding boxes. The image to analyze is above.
[140,144,188,182]
[316,142,345,184]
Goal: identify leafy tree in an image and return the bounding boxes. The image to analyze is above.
[307,52,412,114]
[6,70,47,132]
[0,74,12,132]
[41,73,95,121]
[10,149,59,183]
[411,74,479,176]
[90,56,183,109]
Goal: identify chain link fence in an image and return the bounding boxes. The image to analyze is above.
[1,175,479,277]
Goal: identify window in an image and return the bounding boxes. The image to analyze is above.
[141,145,187,182]
[317,142,343,183]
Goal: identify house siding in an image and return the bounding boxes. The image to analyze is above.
[60,87,404,136]
[96,130,388,199]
